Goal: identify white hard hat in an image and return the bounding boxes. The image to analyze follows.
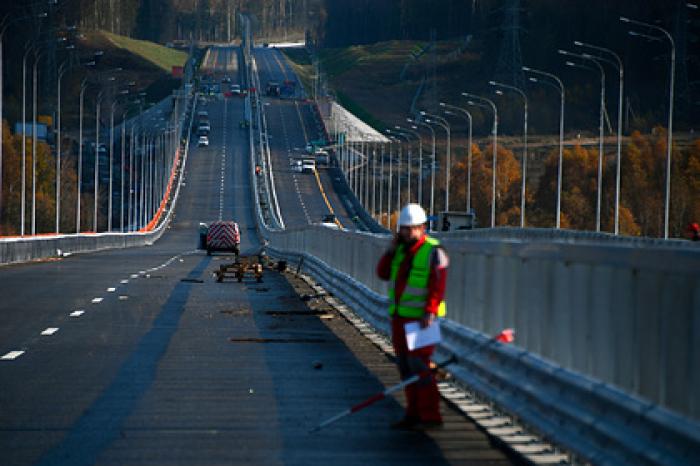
[398,204,427,227]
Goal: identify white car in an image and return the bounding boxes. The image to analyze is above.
[198,135,209,147]
[291,160,303,173]
[301,159,315,173]
[230,84,241,95]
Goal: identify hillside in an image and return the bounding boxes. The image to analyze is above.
[102,31,188,72]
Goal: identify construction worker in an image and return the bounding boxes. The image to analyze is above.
[376,203,448,430]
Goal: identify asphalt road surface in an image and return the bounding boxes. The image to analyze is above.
[253,46,361,230]
[0,46,515,465]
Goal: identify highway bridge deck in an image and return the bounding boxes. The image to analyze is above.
[0,46,517,465]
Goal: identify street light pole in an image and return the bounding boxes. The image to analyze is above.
[77,79,88,232]
[21,44,33,236]
[0,13,45,234]
[421,112,451,211]
[409,118,436,228]
[379,143,385,226]
[575,41,624,235]
[31,50,42,235]
[560,50,606,232]
[395,125,422,205]
[120,111,127,232]
[56,63,71,234]
[489,81,528,227]
[522,67,565,229]
[440,103,473,214]
[94,91,103,232]
[621,16,675,239]
[462,93,498,228]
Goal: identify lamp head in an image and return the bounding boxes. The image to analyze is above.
[620,16,630,23]
[488,80,496,85]
[574,40,583,46]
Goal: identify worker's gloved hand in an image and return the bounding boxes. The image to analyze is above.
[420,313,435,329]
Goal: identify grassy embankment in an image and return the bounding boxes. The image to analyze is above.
[102,31,188,72]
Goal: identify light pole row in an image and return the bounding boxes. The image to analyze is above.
[335,14,679,238]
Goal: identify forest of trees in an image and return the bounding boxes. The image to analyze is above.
[387,128,700,237]
[0,0,697,237]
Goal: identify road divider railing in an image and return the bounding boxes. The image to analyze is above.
[0,90,197,266]
[260,224,700,465]
[246,49,284,230]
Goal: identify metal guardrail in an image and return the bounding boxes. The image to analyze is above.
[265,233,700,465]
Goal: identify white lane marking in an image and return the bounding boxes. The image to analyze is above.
[41,327,59,336]
[130,274,138,279]
[139,271,146,275]
[70,310,85,317]
[92,298,103,304]
[119,295,129,301]
[145,250,198,273]
[107,287,116,292]
[1,351,25,360]
[120,280,129,284]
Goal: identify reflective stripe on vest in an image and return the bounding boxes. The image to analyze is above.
[388,236,446,318]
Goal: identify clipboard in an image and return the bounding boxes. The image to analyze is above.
[405,320,441,350]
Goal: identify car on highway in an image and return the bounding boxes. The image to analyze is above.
[197,122,211,134]
[266,81,281,97]
[291,159,303,173]
[230,84,241,95]
[198,135,209,147]
[314,149,330,166]
[318,214,340,230]
[301,159,315,173]
[202,221,241,256]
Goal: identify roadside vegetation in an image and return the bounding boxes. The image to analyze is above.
[102,31,188,72]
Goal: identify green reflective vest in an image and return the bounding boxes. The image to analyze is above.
[389,236,446,318]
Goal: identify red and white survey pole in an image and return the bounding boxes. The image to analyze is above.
[309,328,515,433]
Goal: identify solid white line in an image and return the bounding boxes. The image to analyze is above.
[41,327,59,336]
[107,287,116,292]
[70,310,85,317]
[92,298,103,304]
[1,351,25,360]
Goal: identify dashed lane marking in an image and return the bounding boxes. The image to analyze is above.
[69,310,85,317]
[92,298,103,304]
[107,288,116,293]
[40,328,59,336]
[1,351,25,360]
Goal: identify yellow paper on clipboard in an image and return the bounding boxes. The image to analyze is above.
[405,320,441,351]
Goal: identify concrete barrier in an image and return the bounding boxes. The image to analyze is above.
[0,91,196,266]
